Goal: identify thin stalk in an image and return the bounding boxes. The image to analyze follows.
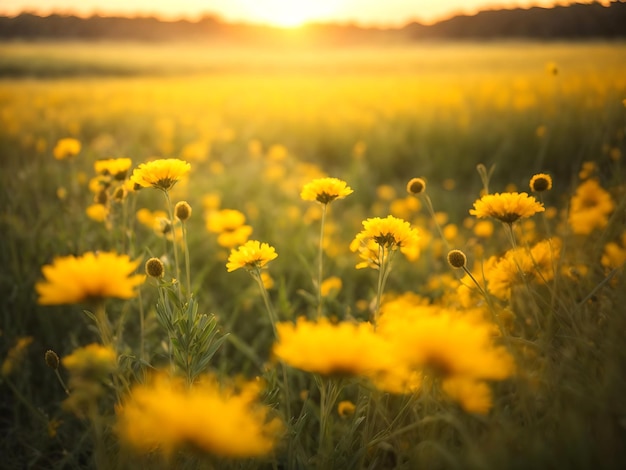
[421,192,450,253]
[94,301,113,348]
[316,203,328,319]
[251,269,292,423]
[181,220,192,300]
[373,247,396,326]
[162,190,182,299]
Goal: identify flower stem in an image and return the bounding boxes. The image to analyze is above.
[181,220,192,300]
[163,190,182,299]
[316,203,328,319]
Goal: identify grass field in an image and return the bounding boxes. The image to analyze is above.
[1,40,626,469]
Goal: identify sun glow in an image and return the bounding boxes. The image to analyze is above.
[239,0,334,28]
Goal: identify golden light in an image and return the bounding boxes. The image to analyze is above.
[238,0,335,28]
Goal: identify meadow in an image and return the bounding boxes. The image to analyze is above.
[1,40,626,469]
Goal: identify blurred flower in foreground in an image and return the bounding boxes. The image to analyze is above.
[301,177,353,205]
[568,179,615,235]
[116,373,283,458]
[53,137,81,160]
[36,252,144,305]
[130,158,190,191]
[273,317,391,378]
[226,240,278,272]
[470,192,544,224]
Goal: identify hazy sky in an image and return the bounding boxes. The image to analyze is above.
[0,1,600,27]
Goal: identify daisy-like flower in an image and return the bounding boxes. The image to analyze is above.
[377,305,514,383]
[226,240,278,272]
[484,238,561,301]
[568,179,615,235]
[116,373,283,458]
[206,209,253,248]
[62,343,117,379]
[350,215,420,268]
[273,317,392,377]
[130,158,190,192]
[53,138,81,160]
[529,173,552,192]
[94,158,133,180]
[300,177,353,204]
[36,252,144,305]
[470,192,544,224]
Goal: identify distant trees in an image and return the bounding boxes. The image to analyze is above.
[0,2,625,43]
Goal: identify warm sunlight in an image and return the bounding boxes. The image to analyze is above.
[238,0,335,28]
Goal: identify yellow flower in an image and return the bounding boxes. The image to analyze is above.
[337,400,356,418]
[320,276,342,297]
[377,306,514,382]
[601,232,626,269]
[62,343,117,378]
[226,240,278,272]
[350,215,420,268]
[442,377,492,415]
[568,179,615,235]
[485,238,561,300]
[94,158,132,180]
[2,336,33,377]
[130,158,190,191]
[406,177,426,195]
[473,220,494,238]
[36,252,144,305]
[470,192,544,224]
[116,373,283,458]
[529,173,552,192]
[53,138,81,160]
[300,177,353,204]
[206,209,253,248]
[86,203,109,223]
[274,318,393,378]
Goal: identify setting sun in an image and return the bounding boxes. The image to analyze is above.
[237,0,335,27]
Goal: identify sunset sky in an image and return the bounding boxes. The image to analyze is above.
[0,1,604,27]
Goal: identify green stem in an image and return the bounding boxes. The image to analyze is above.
[316,203,328,320]
[94,301,113,348]
[373,247,396,326]
[181,220,192,300]
[163,190,182,299]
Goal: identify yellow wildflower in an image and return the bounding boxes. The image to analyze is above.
[116,373,283,458]
[130,158,190,191]
[206,209,253,248]
[36,252,144,305]
[226,240,278,272]
[320,276,342,297]
[94,158,132,180]
[301,177,353,204]
[377,306,514,382]
[53,138,81,160]
[529,173,552,192]
[350,215,420,268]
[273,318,392,378]
[337,400,356,418]
[485,238,561,300]
[470,192,544,224]
[568,179,615,235]
[2,336,33,377]
[62,343,117,379]
[442,377,492,415]
[86,203,109,223]
[406,177,426,195]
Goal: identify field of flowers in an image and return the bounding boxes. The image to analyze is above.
[1,41,626,469]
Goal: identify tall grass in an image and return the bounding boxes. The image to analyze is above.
[1,41,625,469]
